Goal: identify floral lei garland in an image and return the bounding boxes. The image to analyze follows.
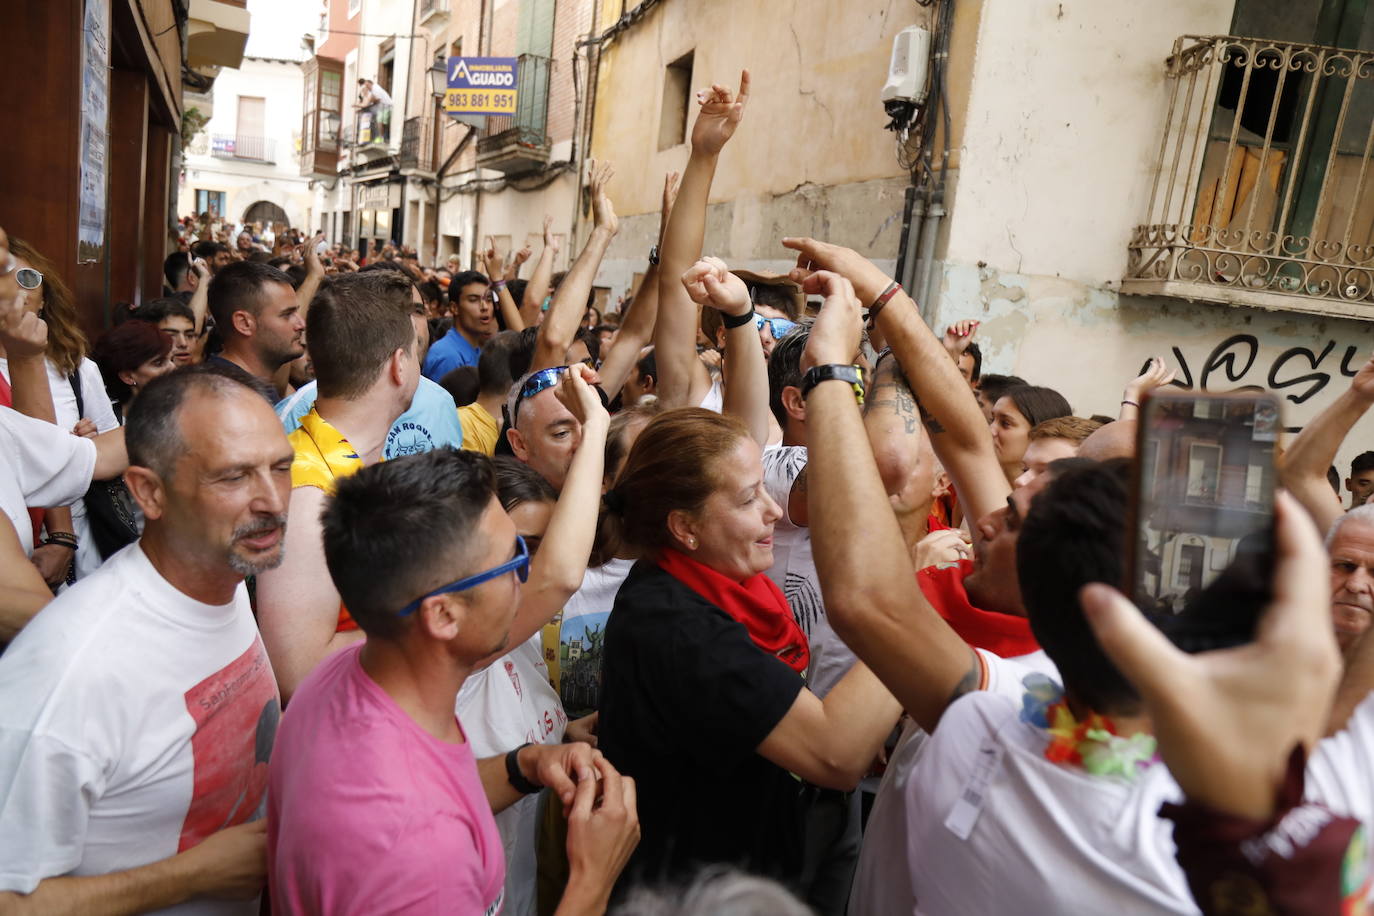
[1019,673,1158,781]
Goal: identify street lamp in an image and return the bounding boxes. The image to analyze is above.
[321,109,341,145]
[429,56,448,100]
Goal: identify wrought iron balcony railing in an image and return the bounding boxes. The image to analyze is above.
[210,134,276,162]
[476,54,552,174]
[399,116,436,172]
[1124,35,1374,317]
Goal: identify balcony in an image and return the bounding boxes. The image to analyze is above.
[210,134,276,163]
[476,54,552,175]
[399,116,437,173]
[351,108,393,159]
[1125,35,1374,320]
[418,0,448,27]
[186,0,251,70]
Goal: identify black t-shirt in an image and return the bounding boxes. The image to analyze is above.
[599,561,807,889]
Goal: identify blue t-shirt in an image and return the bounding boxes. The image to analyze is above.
[275,377,462,458]
[422,327,481,381]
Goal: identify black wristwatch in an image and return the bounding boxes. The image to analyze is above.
[800,364,865,405]
[648,244,660,266]
[505,743,542,794]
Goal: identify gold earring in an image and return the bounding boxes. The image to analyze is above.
[687,537,697,549]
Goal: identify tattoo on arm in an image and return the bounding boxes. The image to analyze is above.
[944,649,982,709]
[864,361,922,435]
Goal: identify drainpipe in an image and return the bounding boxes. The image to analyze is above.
[915,189,944,325]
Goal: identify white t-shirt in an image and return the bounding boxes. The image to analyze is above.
[904,672,1196,916]
[760,445,855,697]
[850,649,1059,916]
[367,83,392,106]
[456,633,566,916]
[698,378,723,414]
[0,543,280,914]
[558,557,633,718]
[0,406,96,556]
[0,356,119,578]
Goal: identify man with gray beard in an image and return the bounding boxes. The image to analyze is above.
[0,365,290,915]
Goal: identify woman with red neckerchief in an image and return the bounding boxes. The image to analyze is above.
[596,406,902,895]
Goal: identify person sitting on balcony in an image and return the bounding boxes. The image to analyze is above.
[357,78,392,143]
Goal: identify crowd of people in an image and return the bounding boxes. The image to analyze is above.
[3,68,1374,915]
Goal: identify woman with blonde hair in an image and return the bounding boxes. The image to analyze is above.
[0,237,119,584]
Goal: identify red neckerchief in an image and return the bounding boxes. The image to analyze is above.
[917,558,1041,658]
[0,372,47,544]
[657,547,810,674]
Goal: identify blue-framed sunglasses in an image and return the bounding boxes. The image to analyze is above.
[397,536,530,617]
[755,315,798,339]
[511,366,568,425]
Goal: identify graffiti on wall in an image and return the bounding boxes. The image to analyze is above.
[1142,335,1368,426]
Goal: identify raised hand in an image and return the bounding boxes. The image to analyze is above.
[661,170,681,222]
[799,270,863,371]
[1082,491,1341,820]
[543,214,560,256]
[192,256,210,283]
[782,236,893,306]
[1124,356,1178,405]
[590,160,618,236]
[508,245,533,282]
[943,320,980,356]
[304,233,326,276]
[480,237,506,281]
[1350,354,1374,402]
[554,363,608,428]
[681,256,750,317]
[691,70,750,156]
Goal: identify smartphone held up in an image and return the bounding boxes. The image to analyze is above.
[1127,390,1281,652]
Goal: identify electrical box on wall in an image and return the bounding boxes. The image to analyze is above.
[883,25,932,106]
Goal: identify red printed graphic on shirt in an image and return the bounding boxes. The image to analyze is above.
[177,638,280,851]
[505,659,523,700]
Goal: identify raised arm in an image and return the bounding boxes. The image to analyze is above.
[797,271,982,734]
[477,366,608,668]
[522,215,559,327]
[654,72,749,408]
[784,237,1009,540]
[187,257,211,337]
[480,240,526,332]
[255,486,366,701]
[1281,354,1374,535]
[597,172,678,397]
[1118,356,1177,421]
[532,162,618,373]
[295,234,327,318]
[681,257,769,445]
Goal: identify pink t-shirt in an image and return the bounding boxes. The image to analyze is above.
[267,645,505,915]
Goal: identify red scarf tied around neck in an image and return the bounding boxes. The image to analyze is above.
[657,547,810,674]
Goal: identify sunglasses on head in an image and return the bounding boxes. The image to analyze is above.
[396,536,530,617]
[512,366,568,425]
[15,268,42,291]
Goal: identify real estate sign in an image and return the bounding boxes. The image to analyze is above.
[445,57,518,116]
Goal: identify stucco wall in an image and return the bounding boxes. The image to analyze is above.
[588,0,919,218]
[945,0,1235,283]
[178,58,314,227]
